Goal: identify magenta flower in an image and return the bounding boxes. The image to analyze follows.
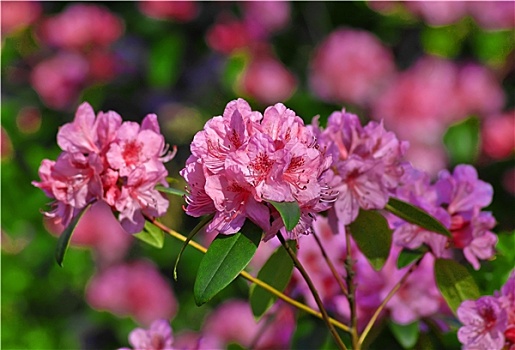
[181,99,333,240]
[119,319,174,350]
[33,102,174,233]
[457,296,508,350]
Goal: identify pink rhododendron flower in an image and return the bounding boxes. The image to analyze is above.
[206,16,252,55]
[404,1,468,26]
[1,1,41,37]
[242,1,290,39]
[86,260,177,326]
[182,99,333,240]
[458,296,508,350]
[468,1,515,30]
[312,109,408,228]
[138,1,199,22]
[119,319,174,350]
[30,52,89,110]
[38,4,124,50]
[482,110,515,159]
[309,28,395,106]
[33,102,174,233]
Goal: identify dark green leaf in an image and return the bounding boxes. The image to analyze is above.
[134,221,165,249]
[386,197,451,237]
[397,246,429,269]
[249,242,295,319]
[194,221,262,306]
[443,117,480,165]
[222,52,249,92]
[269,200,301,232]
[55,204,91,267]
[174,214,214,281]
[389,321,420,349]
[156,185,187,197]
[349,210,392,270]
[435,258,480,314]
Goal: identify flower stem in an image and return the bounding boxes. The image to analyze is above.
[312,231,348,296]
[146,216,350,334]
[357,257,423,347]
[345,230,359,350]
[277,231,348,350]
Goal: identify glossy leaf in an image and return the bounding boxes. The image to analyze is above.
[389,321,420,349]
[156,185,187,197]
[269,200,301,232]
[435,258,480,314]
[349,209,392,270]
[55,204,91,267]
[386,197,451,237]
[174,214,214,281]
[397,246,429,269]
[249,242,295,319]
[194,221,262,306]
[134,221,165,249]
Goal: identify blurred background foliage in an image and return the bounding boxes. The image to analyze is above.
[1,1,514,349]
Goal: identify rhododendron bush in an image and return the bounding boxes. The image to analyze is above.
[2,2,514,350]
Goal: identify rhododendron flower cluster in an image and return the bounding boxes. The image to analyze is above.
[181,98,334,240]
[119,319,174,350]
[33,102,174,233]
[457,271,515,350]
[312,109,408,230]
[391,165,497,270]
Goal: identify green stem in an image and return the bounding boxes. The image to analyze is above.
[312,231,348,296]
[146,217,350,334]
[277,232,348,350]
[358,257,423,347]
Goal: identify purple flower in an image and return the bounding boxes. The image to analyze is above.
[457,296,508,350]
[119,319,174,350]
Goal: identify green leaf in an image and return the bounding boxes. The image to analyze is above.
[269,200,301,232]
[435,258,480,314]
[194,221,262,306]
[421,26,463,58]
[443,117,480,165]
[349,210,392,270]
[389,321,420,349]
[148,34,184,88]
[134,221,165,249]
[174,214,214,281]
[156,185,187,197]
[55,204,91,267]
[397,246,429,269]
[222,52,249,92]
[249,242,295,319]
[386,197,451,237]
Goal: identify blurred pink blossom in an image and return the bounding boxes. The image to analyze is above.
[86,260,177,326]
[240,53,297,105]
[309,28,395,106]
[38,4,124,50]
[1,1,41,37]
[45,201,133,265]
[30,52,89,110]
[119,319,174,350]
[1,127,14,161]
[468,1,515,30]
[405,1,468,26]
[138,1,199,22]
[202,300,295,349]
[16,107,41,134]
[482,110,515,159]
[242,1,290,39]
[206,16,252,55]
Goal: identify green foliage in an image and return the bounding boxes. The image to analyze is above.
[435,258,480,314]
[55,204,91,267]
[148,33,184,88]
[389,321,420,349]
[396,246,429,269]
[268,200,301,232]
[249,242,295,319]
[386,198,451,237]
[349,209,392,270]
[156,184,188,197]
[194,221,262,306]
[133,220,165,249]
[443,117,480,166]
